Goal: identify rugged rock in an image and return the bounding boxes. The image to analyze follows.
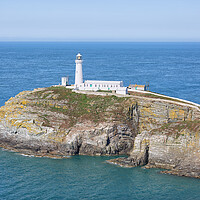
[0,87,136,157]
[108,107,200,178]
[0,86,200,178]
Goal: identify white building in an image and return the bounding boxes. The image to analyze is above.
[73,53,127,95]
[128,84,146,91]
[61,77,69,86]
[80,80,122,90]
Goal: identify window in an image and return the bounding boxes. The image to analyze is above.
[90,84,92,87]
[95,85,97,87]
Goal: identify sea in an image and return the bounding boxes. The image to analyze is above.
[0,42,200,199]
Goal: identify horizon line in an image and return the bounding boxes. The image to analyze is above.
[0,40,200,43]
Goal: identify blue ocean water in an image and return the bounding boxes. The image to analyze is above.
[0,42,200,199]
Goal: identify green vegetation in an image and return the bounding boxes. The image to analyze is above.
[151,120,200,136]
[23,86,199,131]
[129,91,197,106]
[28,86,128,128]
[97,90,112,93]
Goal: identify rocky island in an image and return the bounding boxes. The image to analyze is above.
[0,86,200,178]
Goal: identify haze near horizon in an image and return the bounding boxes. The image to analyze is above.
[0,0,200,42]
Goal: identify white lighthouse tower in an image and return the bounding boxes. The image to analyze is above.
[75,53,83,88]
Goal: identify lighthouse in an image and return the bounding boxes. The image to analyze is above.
[69,53,127,94]
[75,53,83,88]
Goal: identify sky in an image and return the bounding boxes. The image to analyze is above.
[0,0,200,42]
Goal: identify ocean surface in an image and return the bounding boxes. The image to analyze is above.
[0,42,200,199]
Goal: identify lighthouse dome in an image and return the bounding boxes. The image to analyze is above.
[76,53,82,60]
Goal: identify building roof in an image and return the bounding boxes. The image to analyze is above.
[129,84,145,87]
[85,80,123,84]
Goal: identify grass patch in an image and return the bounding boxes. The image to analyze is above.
[28,86,127,129]
[97,90,112,93]
[151,120,200,136]
[129,91,197,106]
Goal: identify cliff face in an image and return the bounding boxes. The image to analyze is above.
[0,87,137,157]
[108,97,200,178]
[0,86,200,178]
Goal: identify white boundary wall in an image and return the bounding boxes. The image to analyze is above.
[128,88,200,108]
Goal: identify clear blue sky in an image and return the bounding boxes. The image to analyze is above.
[0,0,200,42]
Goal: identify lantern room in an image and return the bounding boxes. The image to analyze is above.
[76,53,82,60]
